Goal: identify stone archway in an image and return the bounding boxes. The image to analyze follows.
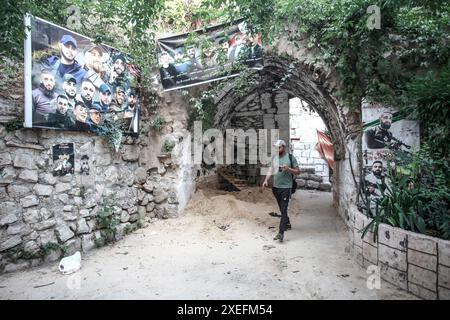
[212,50,362,218]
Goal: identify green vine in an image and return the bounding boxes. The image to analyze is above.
[151,115,166,133]
[5,117,24,132]
[95,197,120,247]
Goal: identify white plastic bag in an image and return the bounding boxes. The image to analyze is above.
[58,251,81,274]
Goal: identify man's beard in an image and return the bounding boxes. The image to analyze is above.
[40,83,54,97]
[373,171,382,178]
[380,122,391,130]
[66,91,76,99]
[114,67,124,75]
[88,61,103,73]
[61,50,74,64]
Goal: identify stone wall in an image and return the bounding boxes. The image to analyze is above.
[344,205,450,300]
[0,92,196,274]
[289,97,330,182]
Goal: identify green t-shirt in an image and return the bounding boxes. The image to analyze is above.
[270,153,299,188]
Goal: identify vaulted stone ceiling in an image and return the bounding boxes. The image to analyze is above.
[213,54,360,161]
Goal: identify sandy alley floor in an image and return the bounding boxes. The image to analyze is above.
[0,187,415,300]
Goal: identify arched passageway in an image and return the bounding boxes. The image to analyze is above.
[212,53,361,214]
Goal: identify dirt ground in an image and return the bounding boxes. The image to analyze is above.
[0,184,415,300]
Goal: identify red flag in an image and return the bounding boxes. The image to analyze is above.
[315,130,334,168]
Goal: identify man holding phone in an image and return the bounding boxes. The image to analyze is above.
[262,140,300,242]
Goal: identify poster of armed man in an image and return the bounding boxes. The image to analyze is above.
[24,16,140,134]
[156,19,263,91]
[362,101,420,202]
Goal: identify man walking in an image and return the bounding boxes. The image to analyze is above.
[262,140,300,242]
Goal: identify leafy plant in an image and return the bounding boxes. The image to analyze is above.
[95,197,120,247]
[363,146,450,240]
[161,139,175,154]
[98,118,124,152]
[151,115,166,133]
[5,117,23,132]
[400,61,450,158]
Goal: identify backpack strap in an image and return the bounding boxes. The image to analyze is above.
[289,154,295,177]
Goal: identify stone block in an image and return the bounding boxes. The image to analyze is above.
[13,153,36,169]
[0,152,12,166]
[21,195,39,208]
[153,188,168,204]
[7,222,32,235]
[318,183,331,191]
[438,264,450,289]
[59,210,77,222]
[354,228,363,247]
[306,180,319,189]
[146,202,155,213]
[6,185,30,198]
[363,241,378,265]
[354,243,363,267]
[58,194,70,204]
[378,243,407,272]
[438,286,450,300]
[296,179,306,188]
[362,229,377,247]
[23,209,40,224]
[0,213,18,226]
[121,145,140,162]
[407,232,437,255]
[33,219,56,231]
[81,234,96,253]
[40,208,53,220]
[80,209,90,218]
[19,169,38,183]
[55,183,71,194]
[0,166,16,184]
[55,224,75,242]
[41,173,57,185]
[76,218,90,234]
[134,167,147,184]
[408,282,437,300]
[39,229,57,246]
[354,211,365,231]
[408,249,437,271]
[120,210,130,223]
[143,180,154,193]
[438,239,450,267]
[378,224,407,251]
[23,240,40,254]
[408,264,437,292]
[0,235,22,251]
[33,184,53,196]
[379,262,408,291]
[64,237,82,256]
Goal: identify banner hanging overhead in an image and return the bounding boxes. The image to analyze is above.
[24,15,140,134]
[156,19,263,91]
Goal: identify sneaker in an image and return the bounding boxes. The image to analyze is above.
[274,233,284,242]
[286,222,292,230]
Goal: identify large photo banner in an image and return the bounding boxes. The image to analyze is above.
[156,19,263,91]
[361,101,420,209]
[24,15,140,134]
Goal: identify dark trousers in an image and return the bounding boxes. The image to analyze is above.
[272,187,291,233]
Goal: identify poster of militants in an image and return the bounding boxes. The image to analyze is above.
[52,143,74,176]
[362,101,420,206]
[156,19,263,91]
[24,16,140,134]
